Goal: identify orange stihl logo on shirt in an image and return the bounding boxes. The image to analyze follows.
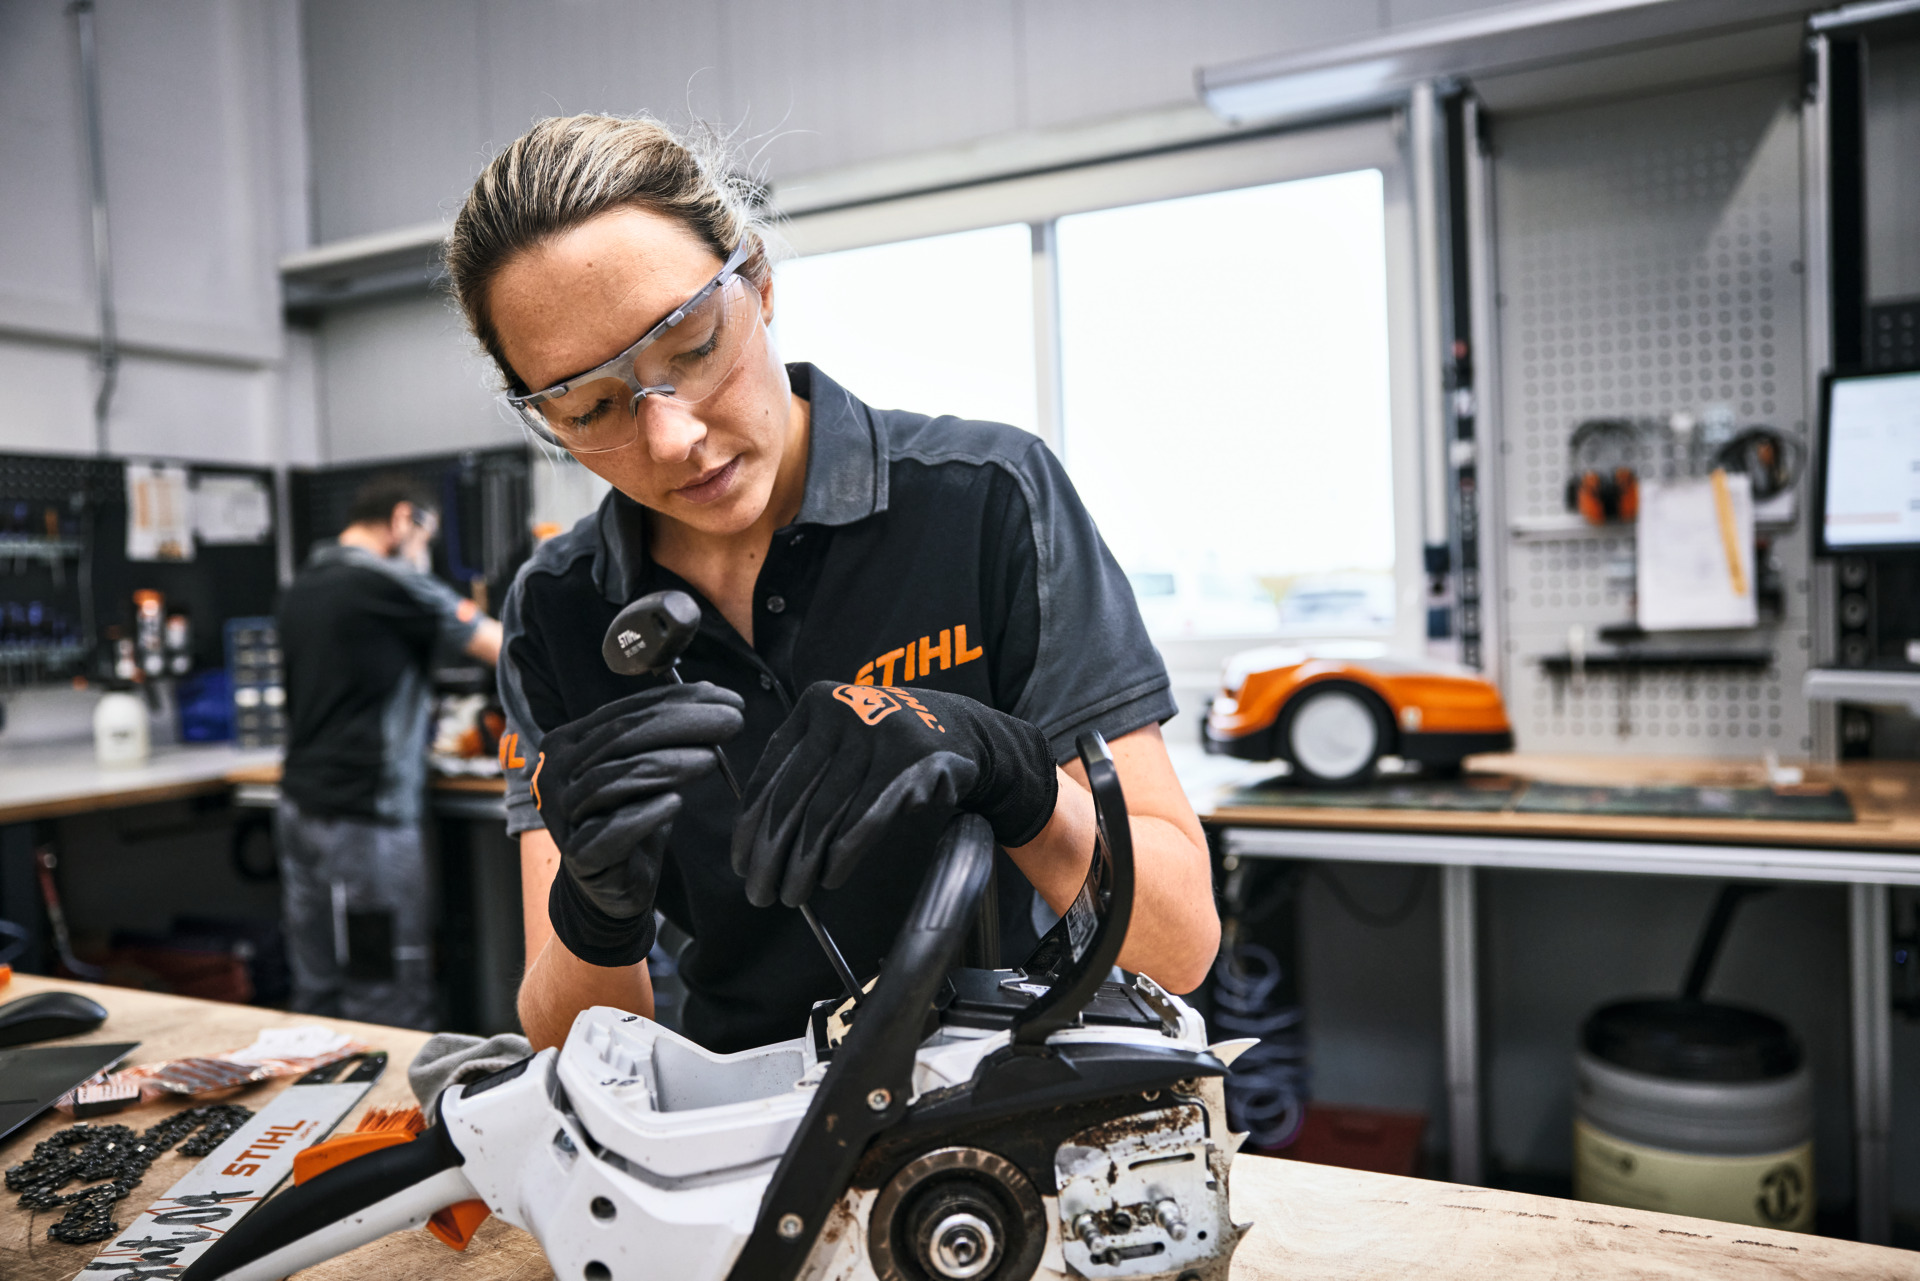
[529,751,547,810]
[854,624,984,687]
[498,733,526,771]
[832,685,945,733]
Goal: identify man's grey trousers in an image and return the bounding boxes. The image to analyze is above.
[275,796,435,1030]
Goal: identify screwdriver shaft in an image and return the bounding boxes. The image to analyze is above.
[801,904,865,1003]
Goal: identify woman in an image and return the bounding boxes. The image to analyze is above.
[446,115,1218,1053]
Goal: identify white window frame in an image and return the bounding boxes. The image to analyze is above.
[780,115,1426,658]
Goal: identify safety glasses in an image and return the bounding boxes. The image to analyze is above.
[505,240,759,454]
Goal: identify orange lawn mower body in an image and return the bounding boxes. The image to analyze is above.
[1203,647,1513,785]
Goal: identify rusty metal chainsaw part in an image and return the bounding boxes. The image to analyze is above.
[1056,1103,1243,1279]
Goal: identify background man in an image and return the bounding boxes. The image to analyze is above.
[276,475,503,1028]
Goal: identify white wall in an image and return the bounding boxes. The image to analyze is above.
[0,0,307,466]
[0,0,1549,471]
[314,293,516,462]
[294,0,1520,462]
[302,1,1504,244]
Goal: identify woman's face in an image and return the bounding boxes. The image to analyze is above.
[487,206,793,537]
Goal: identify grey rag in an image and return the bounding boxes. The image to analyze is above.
[408,1031,534,1106]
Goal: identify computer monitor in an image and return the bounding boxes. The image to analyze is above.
[1816,368,1920,556]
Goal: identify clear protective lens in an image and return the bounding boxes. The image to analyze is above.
[634,275,760,404]
[517,277,762,454]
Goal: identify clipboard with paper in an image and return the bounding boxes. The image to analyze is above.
[1635,470,1758,631]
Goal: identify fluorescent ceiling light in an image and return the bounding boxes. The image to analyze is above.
[1202,60,1405,127]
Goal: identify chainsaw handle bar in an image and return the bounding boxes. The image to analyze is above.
[177,1123,475,1281]
[726,809,997,1281]
[1010,731,1133,1046]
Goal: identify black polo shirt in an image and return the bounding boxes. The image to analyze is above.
[498,363,1174,1052]
[281,544,480,825]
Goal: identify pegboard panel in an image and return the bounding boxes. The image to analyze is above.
[1508,536,1634,625]
[1505,658,1800,747]
[1491,76,1815,758]
[0,453,123,509]
[1868,297,1920,371]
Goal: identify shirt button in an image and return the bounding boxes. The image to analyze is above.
[766,595,786,614]
[760,674,774,690]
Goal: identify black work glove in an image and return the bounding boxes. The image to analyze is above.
[731,681,1057,908]
[537,681,744,967]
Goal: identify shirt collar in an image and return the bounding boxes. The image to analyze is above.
[312,541,384,569]
[591,362,888,605]
[789,363,888,528]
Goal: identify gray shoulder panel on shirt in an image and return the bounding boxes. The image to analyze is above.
[880,414,1175,761]
[497,510,602,837]
[325,543,481,657]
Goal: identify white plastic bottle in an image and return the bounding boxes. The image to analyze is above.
[94,689,150,766]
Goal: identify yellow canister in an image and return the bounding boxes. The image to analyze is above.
[1573,1118,1813,1231]
[1574,999,1813,1232]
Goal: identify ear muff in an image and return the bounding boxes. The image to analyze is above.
[1569,471,1609,523]
[1612,466,1638,521]
[1566,468,1639,523]
[1712,427,1803,501]
[1565,419,1643,524]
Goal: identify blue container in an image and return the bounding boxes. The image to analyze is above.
[177,668,234,742]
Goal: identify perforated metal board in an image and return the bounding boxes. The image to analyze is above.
[1490,77,1814,757]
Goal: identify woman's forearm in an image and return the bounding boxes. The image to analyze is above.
[1005,727,1219,994]
[517,828,654,1049]
[518,935,653,1050]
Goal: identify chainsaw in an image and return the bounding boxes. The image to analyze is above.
[180,731,1251,1281]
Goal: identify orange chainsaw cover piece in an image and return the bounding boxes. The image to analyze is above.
[288,1105,493,1251]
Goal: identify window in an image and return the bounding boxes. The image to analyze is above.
[774,125,1410,651]
[772,224,1038,431]
[1055,170,1395,640]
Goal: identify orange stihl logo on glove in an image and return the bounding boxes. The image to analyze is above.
[832,685,945,732]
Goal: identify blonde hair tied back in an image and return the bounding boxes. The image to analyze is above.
[446,114,772,393]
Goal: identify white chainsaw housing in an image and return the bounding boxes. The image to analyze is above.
[442,989,1250,1281]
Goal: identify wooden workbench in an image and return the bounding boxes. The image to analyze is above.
[1204,753,1920,851]
[0,972,471,1281]
[2,975,1912,1280]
